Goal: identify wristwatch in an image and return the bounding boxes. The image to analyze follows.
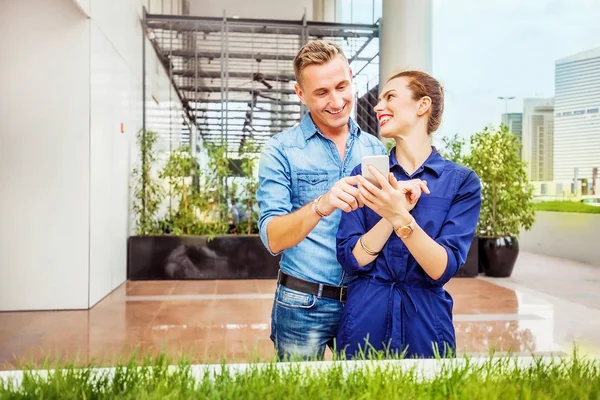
[394,217,416,239]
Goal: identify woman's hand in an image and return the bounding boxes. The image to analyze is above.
[356,166,430,223]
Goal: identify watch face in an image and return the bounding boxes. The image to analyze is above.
[398,226,412,239]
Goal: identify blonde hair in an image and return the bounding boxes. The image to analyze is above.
[293,40,348,86]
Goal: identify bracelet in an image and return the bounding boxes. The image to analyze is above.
[359,236,379,256]
[312,195,327,218]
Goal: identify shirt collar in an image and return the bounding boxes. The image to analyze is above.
[300,112,361,141]
[389,146,446,177]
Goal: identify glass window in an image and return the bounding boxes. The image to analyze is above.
[555,112,561,117]
[336,0,379,24]
[574,110,585,115]
[563,111,573,116]
[587,108,599,114]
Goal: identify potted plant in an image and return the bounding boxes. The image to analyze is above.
[439,133,479,277]
[128,131,279,280]
[467,125,535,277]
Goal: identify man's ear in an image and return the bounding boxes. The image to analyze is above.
[294,82,306,105]
[417,96,432,116]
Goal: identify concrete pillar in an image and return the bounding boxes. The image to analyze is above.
[379,0,432,87]
[312,0,335,22]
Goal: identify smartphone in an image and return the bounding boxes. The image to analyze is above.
[361,155,390,188]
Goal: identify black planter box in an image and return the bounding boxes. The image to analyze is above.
[127,235,281,280]
[454,236,479,278]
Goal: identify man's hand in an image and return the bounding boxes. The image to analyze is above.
[318,176,364,215]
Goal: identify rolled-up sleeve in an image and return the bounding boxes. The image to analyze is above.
[428,170,482,286]
[336,166,376,275]
[257,137,292,256]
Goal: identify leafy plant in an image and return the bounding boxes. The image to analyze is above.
[439,133,467,165]
[159,144,203,235]
[202,143,233,234]
[237,140,260,234]
[467,125,535,238]
[383,138,395,153]
[131,131,262,237]
[131,129,164,235]
[158,143,232,237]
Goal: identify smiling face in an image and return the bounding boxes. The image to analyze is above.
[294,55,354,134]
[374,71,444,139]
[374,77,425,138]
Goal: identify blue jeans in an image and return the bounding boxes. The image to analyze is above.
[270,284,343,361]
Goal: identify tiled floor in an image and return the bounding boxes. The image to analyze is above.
[1,251,600,369]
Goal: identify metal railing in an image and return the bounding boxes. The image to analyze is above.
[143,10,380,155]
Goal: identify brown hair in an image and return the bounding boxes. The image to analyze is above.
[293,40,348,86]
[387,70,444,134]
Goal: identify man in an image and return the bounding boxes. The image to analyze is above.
[256,40,387,361]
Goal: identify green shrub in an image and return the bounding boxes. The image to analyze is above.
[534,201,600,214]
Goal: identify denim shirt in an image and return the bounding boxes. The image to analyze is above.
[257,113,387,286]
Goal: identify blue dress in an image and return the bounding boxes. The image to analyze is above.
[335,148,481,359]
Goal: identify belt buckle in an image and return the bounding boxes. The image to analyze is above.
[339,286,347,303]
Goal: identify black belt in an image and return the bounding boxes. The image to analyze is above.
[277,270,347,303]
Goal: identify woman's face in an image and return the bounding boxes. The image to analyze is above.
[374,77,424,138]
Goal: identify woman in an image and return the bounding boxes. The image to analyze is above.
[335,70,481,359]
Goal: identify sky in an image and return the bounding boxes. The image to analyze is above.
[432,0,600,141]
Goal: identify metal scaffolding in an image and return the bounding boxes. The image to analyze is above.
[143,10,380,155]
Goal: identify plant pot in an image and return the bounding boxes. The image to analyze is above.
[479,236,519,278]
[127,235,281,280]
[454,236,479,278]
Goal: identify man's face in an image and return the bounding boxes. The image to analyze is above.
[294,56,354,132]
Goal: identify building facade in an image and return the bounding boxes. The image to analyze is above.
[554,46,600,194]
[522,98,554,181]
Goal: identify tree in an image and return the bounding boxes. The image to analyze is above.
[439,133,467,165]
[468,125,535,237]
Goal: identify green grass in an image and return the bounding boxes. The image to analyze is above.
[1,351,599,399]
[534,201,600,213]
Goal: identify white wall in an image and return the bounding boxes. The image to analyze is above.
[88,0,144,306]
[0,0,185,311]
[72,0,91,17]
[0,0,91,310]
[188,0,312,20]
[519,211,600,268]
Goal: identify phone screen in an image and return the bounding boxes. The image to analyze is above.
[361,155,389,189]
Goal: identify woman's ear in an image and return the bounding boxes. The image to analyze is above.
[417,96,432,116]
